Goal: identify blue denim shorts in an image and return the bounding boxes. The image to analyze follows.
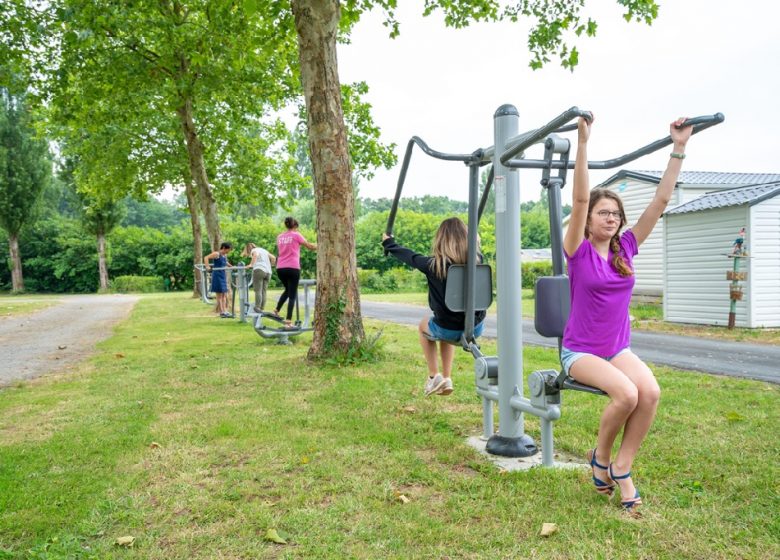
[428,318,484,342]
[560,346,631,377]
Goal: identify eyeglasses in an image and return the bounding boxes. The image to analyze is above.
[596,210,622,220]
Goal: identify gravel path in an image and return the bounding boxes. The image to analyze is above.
[0,294,139,387]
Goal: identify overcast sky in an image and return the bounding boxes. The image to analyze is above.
[336,0,780,204]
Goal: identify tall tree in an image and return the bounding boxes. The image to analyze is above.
[290,0,659,357]
[80,194,125,291]
[293,0,364,356]
[45,0,302,249]
[0,89,51,291]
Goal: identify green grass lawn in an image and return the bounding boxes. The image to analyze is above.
[0,293,777,559]
[0,294,61,318]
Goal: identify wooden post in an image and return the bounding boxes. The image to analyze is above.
[727,255,740,329]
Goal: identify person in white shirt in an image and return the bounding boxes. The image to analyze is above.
[241,243,277,313]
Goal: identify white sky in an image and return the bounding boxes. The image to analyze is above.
[337,0,780,205]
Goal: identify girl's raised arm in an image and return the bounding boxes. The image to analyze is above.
[563,115,593,257]
[632,118,693,246]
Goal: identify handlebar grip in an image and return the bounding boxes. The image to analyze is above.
[675,113,725,128]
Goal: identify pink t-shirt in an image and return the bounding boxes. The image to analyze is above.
[563,229,638,357]
[276,230,306,269]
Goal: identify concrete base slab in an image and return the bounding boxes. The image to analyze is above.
[466,436,589,472]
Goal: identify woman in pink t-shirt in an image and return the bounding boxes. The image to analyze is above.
[272,217,317,326]
[563,115,693,514]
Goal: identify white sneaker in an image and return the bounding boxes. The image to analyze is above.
[424,374,445,396]
[436,377,453,396]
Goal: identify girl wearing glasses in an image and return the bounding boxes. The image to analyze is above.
[562,115,693,514]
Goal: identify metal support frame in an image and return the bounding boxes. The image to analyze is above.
[388,106,724,466]
[253,279,316,344]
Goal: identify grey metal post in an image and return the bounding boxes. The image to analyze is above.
[540,418,554,466]
[237,265,248,323]
[482,397,493,440]
[486,105,537,457]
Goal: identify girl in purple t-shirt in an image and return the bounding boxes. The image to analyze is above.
[563,115,693,514]
[272,217,317,327]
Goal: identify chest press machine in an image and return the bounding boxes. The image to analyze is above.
[387,105,724,466]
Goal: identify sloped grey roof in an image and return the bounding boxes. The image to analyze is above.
[665,181,780,215]
[598,170,780,188]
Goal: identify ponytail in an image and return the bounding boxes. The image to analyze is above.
[610,234,633,277]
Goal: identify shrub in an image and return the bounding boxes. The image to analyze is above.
[357,268,426,293]
[521,260,553,289]
[111,275,164,293]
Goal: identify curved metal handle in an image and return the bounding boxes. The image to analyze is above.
[505,113,725,171]
[499,106,592,165]
[385,137,478,238]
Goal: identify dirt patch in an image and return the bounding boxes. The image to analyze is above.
[0,294,139,387]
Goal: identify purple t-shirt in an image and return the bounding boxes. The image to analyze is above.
[562,229,638,357]
[276,230,306,269]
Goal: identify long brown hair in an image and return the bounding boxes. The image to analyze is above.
[240,242,256,258]
[584,189,633,277]
[430,217,469,279]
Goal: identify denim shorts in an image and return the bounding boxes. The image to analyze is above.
[428,318,484,342]
[560,346,631,377]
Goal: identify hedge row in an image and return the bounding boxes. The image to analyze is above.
[2,212,552,293]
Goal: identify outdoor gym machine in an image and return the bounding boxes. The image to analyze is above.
[388,105,724,466]
[232,266,316,344]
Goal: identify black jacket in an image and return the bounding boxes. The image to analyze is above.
[382,237,486,331]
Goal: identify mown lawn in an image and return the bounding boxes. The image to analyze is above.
[0,293,777,559]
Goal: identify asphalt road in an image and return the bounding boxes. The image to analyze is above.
[361,300,780,385]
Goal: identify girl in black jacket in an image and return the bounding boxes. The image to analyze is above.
[382,217,485,397]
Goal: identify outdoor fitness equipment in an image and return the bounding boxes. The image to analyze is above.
[193,264,253,318]
[194,263,214,304]
[387,105,724,466]
[240,271,316,344]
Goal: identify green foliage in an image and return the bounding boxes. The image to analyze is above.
[111,275,164,293]
[521,205,552,248]
[357,268,427,293]
[358,195,469,217]
[122,196,184,229]
[79,194,125,238]
[0,89,50,237]
[420,0,659,70]
[522,260,553,289]
[356,210,442,273]
[323,294,346,351]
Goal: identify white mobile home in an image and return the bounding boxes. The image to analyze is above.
[663,181,780,328]
[595,171,780,296]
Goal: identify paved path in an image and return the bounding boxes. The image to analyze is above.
[361,301,780,384]
[0,294,139,386]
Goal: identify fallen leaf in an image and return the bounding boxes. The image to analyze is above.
[149,442,161,449]
[396,494,410,504]
[115,353,125,359]
[115,536,135,547]
[264,528,287,544]
[402,406,417,414]
[540,523,558,537]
